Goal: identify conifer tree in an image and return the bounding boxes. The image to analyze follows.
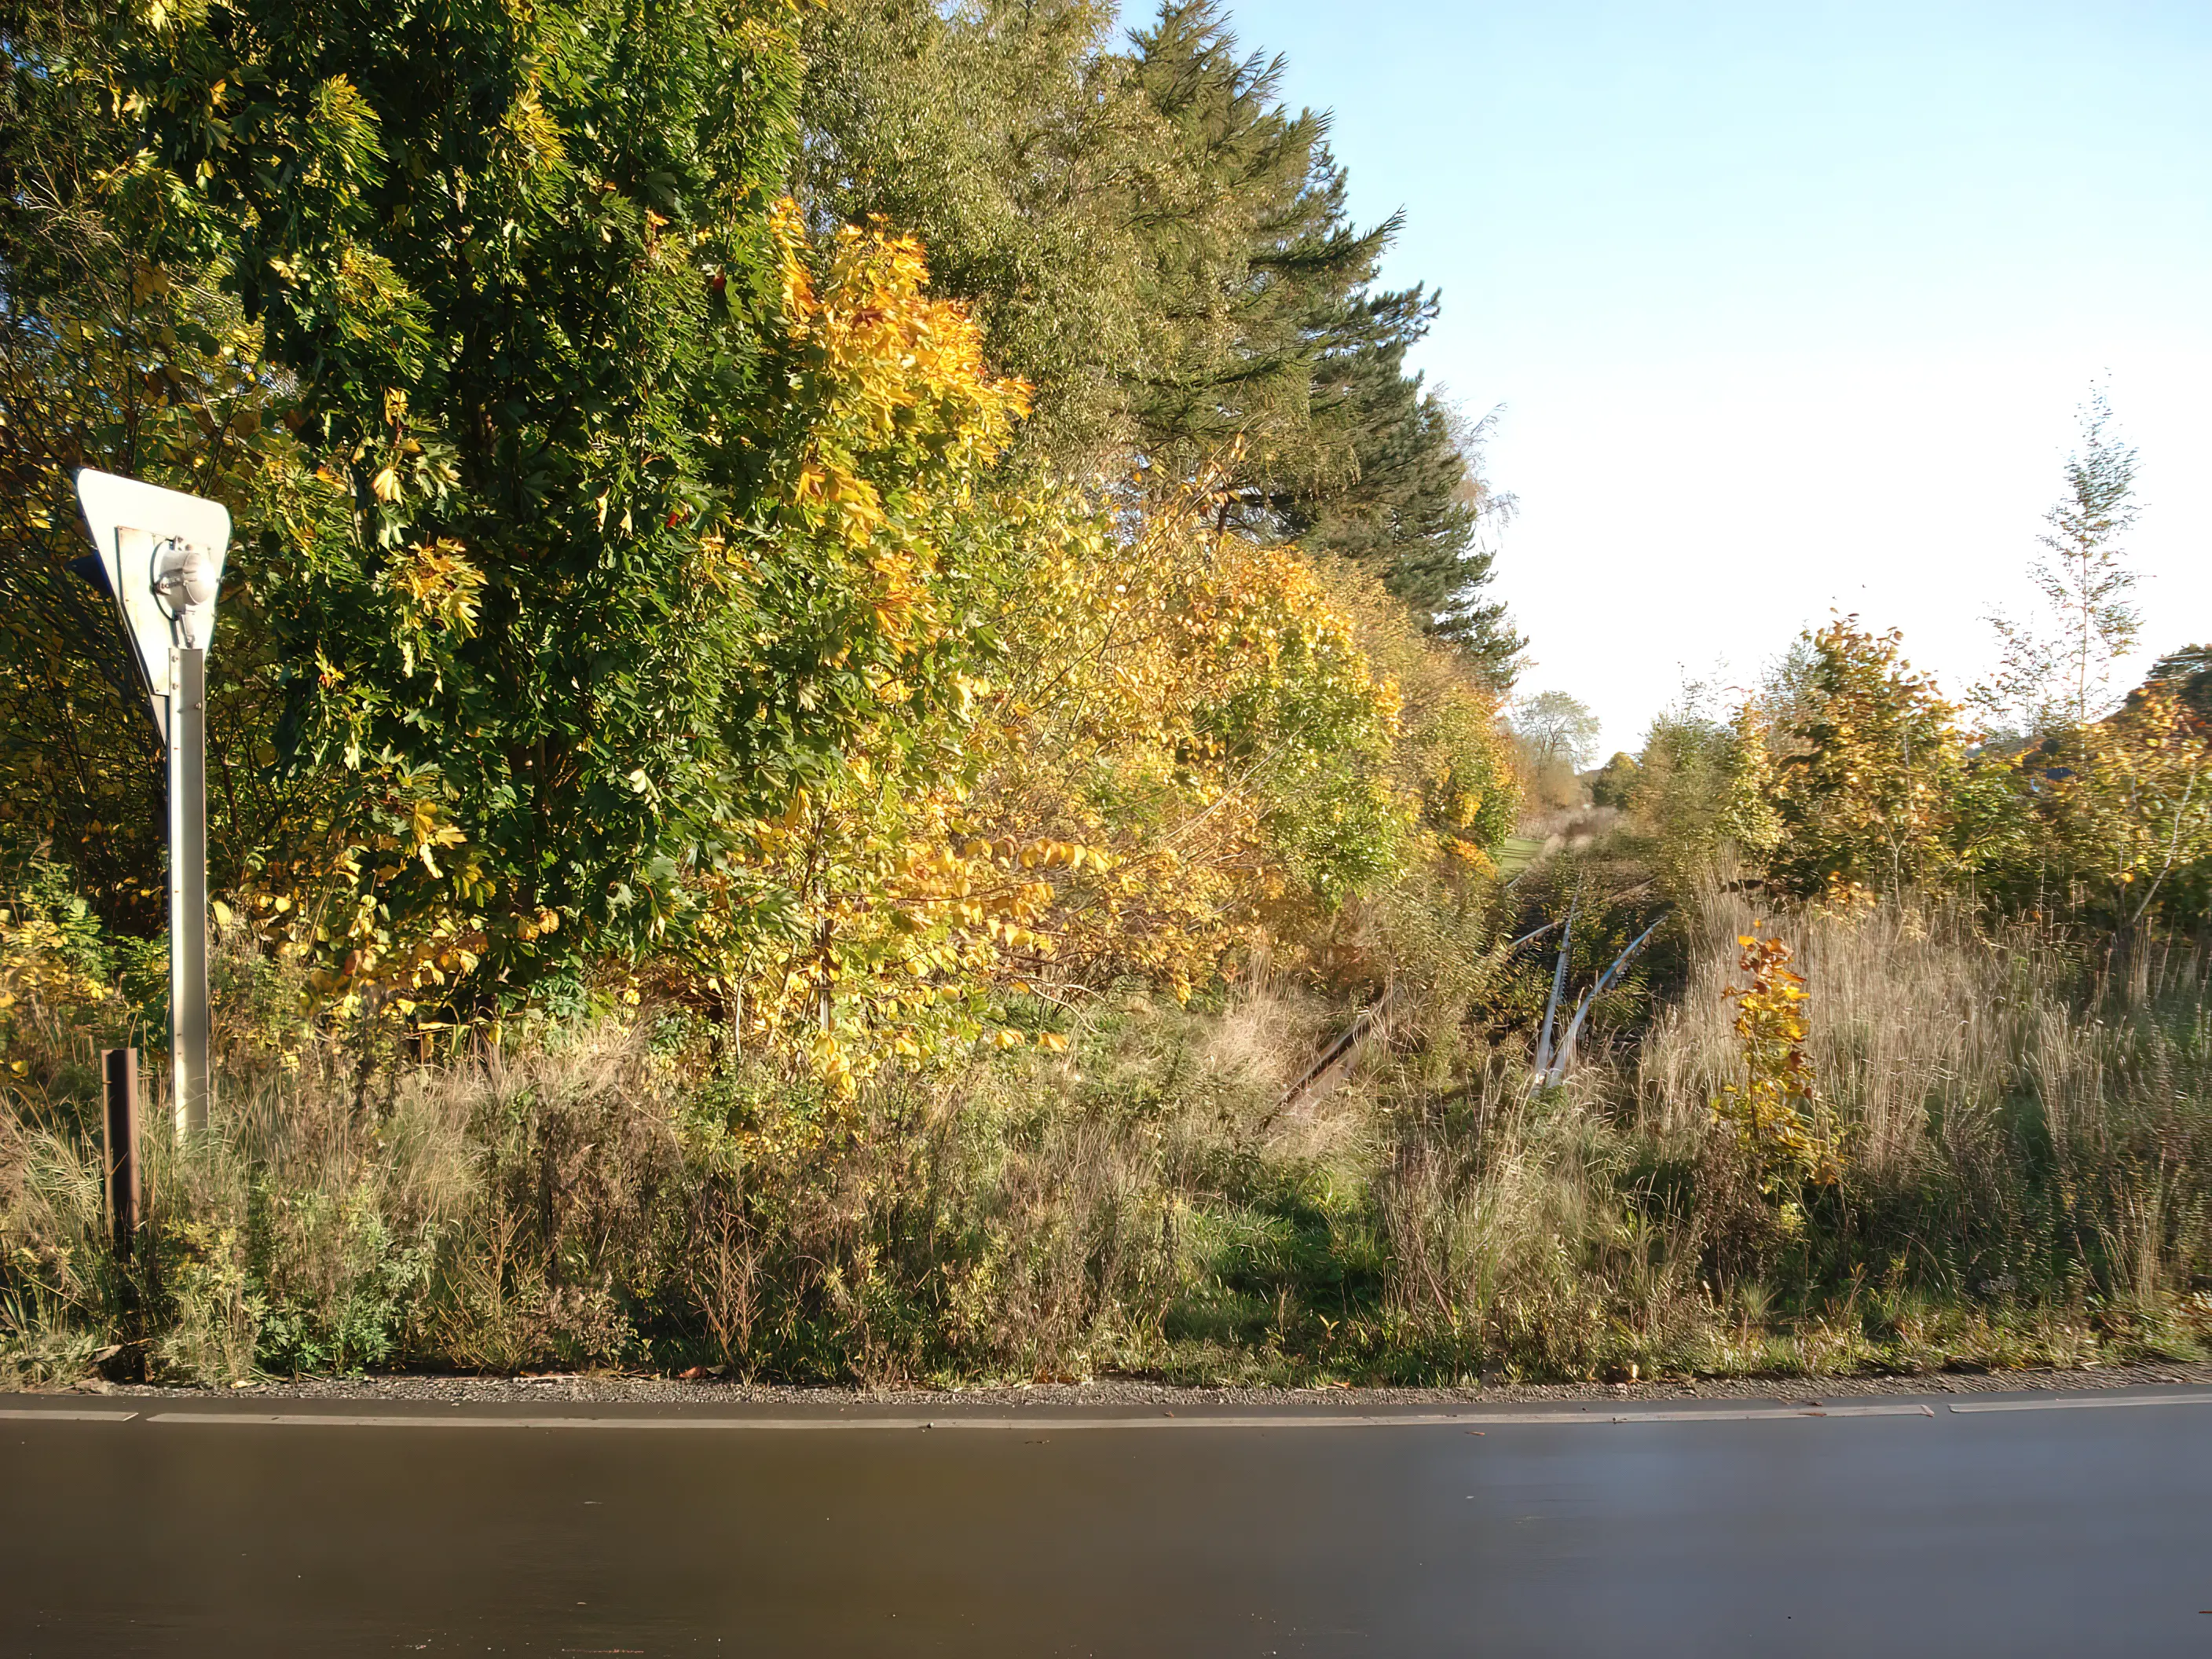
[798,0,1525,685]
[1126,2,1521,683]
[1980,386,2144,736]
[1121,2,1384,477]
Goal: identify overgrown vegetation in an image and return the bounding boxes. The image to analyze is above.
[5,0,2211,1390]
[11,881,2212,1388]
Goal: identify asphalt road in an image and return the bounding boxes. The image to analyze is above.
[5,1386,2212,1657]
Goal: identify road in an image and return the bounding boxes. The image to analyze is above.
[5,1386,2211,1656]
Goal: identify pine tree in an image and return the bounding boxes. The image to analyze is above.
[1122,3,1384,481]
[1274,326,1525,682]
[797,0,1525,683]
[1126,4,1521,683]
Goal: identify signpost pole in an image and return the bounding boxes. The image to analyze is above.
[72,469,229,1139]
[169,646,211,1133]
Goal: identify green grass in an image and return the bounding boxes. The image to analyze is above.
[1495,835,1546,880]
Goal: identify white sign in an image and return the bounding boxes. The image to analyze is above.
[74,467,231,1134]
[73,469,230,738]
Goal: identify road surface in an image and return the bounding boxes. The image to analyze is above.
[5,1385,2211,1655]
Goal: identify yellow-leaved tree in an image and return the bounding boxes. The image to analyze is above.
[661,215,1517,1097]
[2012,686,2212,929]
[1762,621,1968,905]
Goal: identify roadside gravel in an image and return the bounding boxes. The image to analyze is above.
[53,1358,2212,1409]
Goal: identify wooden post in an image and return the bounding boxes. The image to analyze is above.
[101,1047,141,1260]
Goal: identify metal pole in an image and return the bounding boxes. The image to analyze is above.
[169,645,211,1133]
[101,1047,141,1259]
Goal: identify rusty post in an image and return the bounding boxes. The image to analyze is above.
[101,1047,141,1260]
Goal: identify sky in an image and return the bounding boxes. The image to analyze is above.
[1212,0,2212,753]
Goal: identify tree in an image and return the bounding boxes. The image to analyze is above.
[1127,4,1521,679]
[1503,689,1595,815]
[1623,690,1776,895]
[2014,687,2212,932]
[1,0,336,930]
[1511,690,1600,773]
[1121,2,1381,482]
[1711,923,1842,1194]
[798,0,1355,482]
[1764,621,1966,902]
[1426,401,1526,681]
[2,0,168,909]
[1980,385,2143,736]
[7,0,1530,1059]
[2145,644,2212,723]
[1274,382,1525,684]
[795,0,1525,683]
[794,0,1165,470]
[1588,752,1639,808]
[113,0,831,1005]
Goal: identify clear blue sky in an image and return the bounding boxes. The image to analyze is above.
[1210,0,2212,750]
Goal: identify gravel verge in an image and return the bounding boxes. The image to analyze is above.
[40,1358,2212,1409]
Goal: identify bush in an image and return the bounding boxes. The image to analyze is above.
[8,855,2212,1388]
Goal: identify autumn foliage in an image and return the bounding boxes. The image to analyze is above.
[1712,923,1841,1193]
[1763,621,1968,906]
[671,221,1513,1091]
[1711,620,2212,935]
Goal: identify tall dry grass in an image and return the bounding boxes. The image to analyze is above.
[1,928,1386,1384]
[1359,886,2212,1379]
[5,889,2210,1387]
[1635,892,2212,1306]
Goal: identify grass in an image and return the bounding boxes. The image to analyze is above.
[1494,836,1546,881]
[5,892,2212,1389]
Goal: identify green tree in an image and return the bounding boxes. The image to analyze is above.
[2019,688,2212,931]
[794,0,1166,468]
[1623,690,1773,895]
[1128,3,1520,678]
[1511,690,1600,773]
[1121,0,1374,477]
[1273,367,1525,679]
[1980,385,2143,736]
[1588,752,1639,808]
[1,0,328,928]
[118,0,811,1003]
[2145,644,2212,723]
[2,0,167,904]
[796,0,1523,683]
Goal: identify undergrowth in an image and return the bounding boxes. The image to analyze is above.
[5,888,2211,1388]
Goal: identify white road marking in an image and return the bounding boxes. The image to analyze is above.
[135,1402,1938,1432]
[0,1408,139,1421]
[1949,1390,2212,1415]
